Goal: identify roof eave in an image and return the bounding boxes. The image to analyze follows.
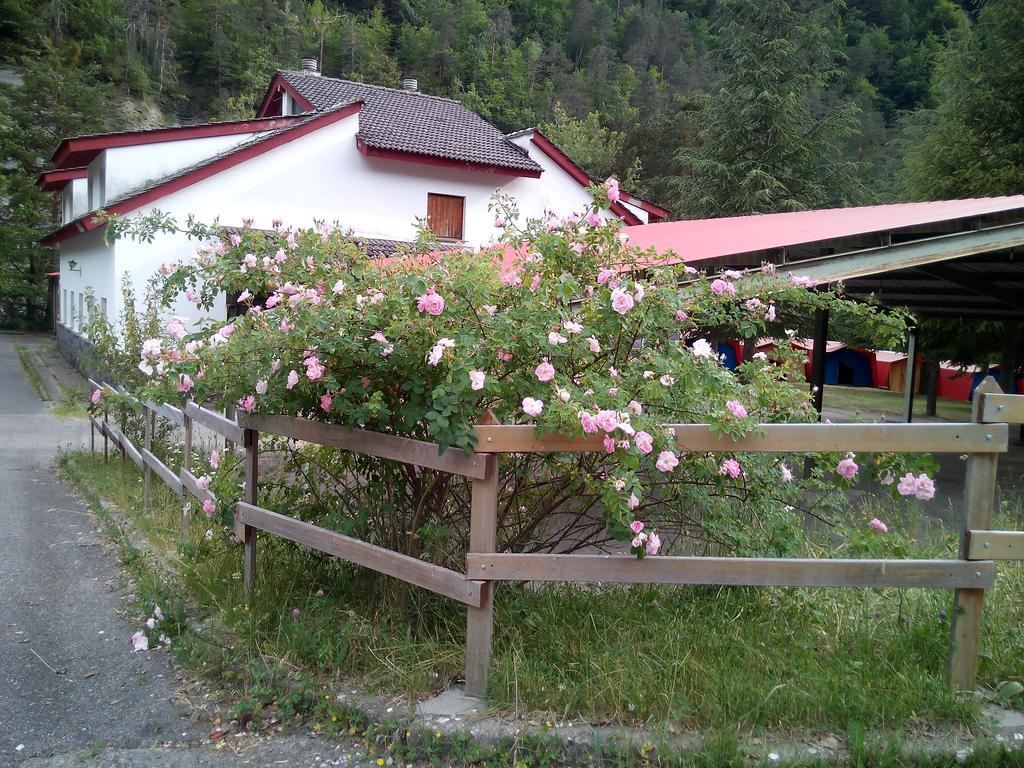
[356,138,542,178]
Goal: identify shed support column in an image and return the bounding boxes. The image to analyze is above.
[465,454,499,699]
[903,328,918,423]
[809,308,829,419]
[926,358,940,417]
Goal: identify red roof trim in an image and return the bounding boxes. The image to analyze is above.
[255,73,316,118]
[528,132,643,225]
[51,116,301,169]
[37,166,88,191]
[624,195,669,221]
[356,138,542,178]
[41,104,362,246]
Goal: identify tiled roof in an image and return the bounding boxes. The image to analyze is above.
[279,71,541,174]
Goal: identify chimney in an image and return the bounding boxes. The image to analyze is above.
[301,57,320,76]
[402,77,418,92]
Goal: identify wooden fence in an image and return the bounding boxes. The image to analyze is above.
[85,377,1024,700]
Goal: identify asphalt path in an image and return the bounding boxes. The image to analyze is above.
[0,336,374,767]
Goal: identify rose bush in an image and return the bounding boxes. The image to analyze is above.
[104,188,933,565]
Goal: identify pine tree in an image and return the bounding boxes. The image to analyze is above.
[673,0,863,218]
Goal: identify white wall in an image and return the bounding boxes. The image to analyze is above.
[504,132,599,227]
[57,228,116,336]
[99,133,262,206]
[117,113,525,247]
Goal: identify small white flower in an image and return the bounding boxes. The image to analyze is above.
[660,374,675,387]
[548,331,568,345]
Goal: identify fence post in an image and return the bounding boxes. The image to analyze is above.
[465,453,498,699]
[143,405,154,512]
[947,376,1002,690]
[225,404,237,453]
[182,412,192,539]
[102,398,109,462]
[242,427,258,600]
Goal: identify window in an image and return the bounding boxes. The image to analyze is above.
[62,290,67,324]
[78,293,84,331]
[426,193,465,241]
[100,297,107,321]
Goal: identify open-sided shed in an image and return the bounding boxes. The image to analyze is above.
[624,196,1024,418]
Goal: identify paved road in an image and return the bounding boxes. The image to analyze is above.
[0,335,375,767]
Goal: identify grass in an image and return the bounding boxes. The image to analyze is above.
[15,343,51,401]
[57,449,1024,742]
[823,385,973,422]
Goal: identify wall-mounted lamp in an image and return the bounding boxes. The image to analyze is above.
[67,260,81,274]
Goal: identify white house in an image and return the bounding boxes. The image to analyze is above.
[39,60,666,353]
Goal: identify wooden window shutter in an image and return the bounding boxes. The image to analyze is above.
[427,193,465,240]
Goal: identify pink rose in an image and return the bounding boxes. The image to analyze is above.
[603,177,620,204]
[719,459,741,478]
[91,388,102,405]
[628,494,640,510]
[469,371,486,391]
[530,275,541,293]
[202,499,215,518]
[586,211,602,227]
[522,397,544,417]
[595,410,619,433]
[416,288,445,315]
[535,359,555,382]
[656,451,679,473]
[645,533,661,556]
[603,435,617,454]
[580,412,598,434]
[629,520,645,534]
[634,431,653,455]
[676,310,688,322]
[286,370,300,389]
[610,288,634,315]
[914,473,935,501]
[238,395,255,412]
[837,455,858,480]
[209,450,219,470]
[897,473,918,497]
[869,518,888,533]
[320,394,332,412]
[587,337,601,354]
[726,400,747,419]
[196,475,212,491]
[177,374,194,393]
[597,268,615,285]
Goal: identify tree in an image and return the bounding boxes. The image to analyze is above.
[539,105,641,188]
[0,52,119,329]
[901,0,1024,392]
[673,0,864,218]
[901,0,1024,200]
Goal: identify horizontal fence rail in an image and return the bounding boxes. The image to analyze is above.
[980,393,1024,425]
[141,449,184,497]
[473,422,1009,454]
[236,502,483,606]
[185,401,244,443]
[466,554,996,589]
[239,413,489,479]
[965,530,1024,561]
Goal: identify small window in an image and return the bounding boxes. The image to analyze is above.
[427,193,465,241]
[62,290,67,324]
[78,293,84,331]
[100,297,107,320]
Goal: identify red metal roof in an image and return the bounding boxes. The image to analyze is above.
[622,196,1024,263]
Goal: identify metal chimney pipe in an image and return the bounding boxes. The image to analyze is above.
[402,77,418,92]
[301,57,320,75]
